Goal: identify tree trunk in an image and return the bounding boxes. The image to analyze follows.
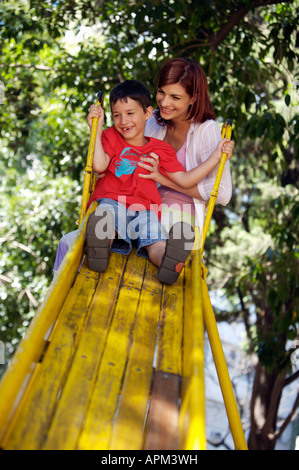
[248,363,286,450]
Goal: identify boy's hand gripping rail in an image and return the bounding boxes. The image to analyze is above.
[79,91,104,225]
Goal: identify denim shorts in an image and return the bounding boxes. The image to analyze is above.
[96,198,167,258]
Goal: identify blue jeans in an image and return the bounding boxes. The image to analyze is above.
[96,198,167,258]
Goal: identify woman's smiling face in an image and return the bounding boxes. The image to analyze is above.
[156,83,194,122]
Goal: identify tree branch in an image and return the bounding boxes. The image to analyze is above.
[171,0,294,54]
[209,0,293,50]
[0,63,55,71]
[237,285,254,353]
[284,369,299,387]
[273,391,299,442]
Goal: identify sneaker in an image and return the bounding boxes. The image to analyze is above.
[157,222,195,285]
[85,207,115,272]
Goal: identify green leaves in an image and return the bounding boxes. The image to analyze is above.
[0,154,81,368]
[211,179,298,373]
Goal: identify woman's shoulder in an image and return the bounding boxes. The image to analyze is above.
[192,119,220,134]
[145,114,159,130]
[145,113,165,137]
[190,120,221,143]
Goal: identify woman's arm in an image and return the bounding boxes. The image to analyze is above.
[143,164,204,199]
[196,121,233,205]
[160,178,204,199]
[167,139,233,188]
[139,139,234,189]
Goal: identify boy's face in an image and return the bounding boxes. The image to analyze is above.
[111,98,153,146]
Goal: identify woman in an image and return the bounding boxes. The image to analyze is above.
[53,58,233,274]
[139,58,232,235]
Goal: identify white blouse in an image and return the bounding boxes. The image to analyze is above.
[145,115,232,231]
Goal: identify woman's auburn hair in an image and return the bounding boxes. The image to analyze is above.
[154,58,215,126]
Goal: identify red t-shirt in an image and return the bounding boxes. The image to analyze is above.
[87,127,185,218]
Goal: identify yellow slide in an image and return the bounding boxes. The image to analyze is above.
[0,114,247,450]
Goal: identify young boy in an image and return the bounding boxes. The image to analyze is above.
[86,80,229,284]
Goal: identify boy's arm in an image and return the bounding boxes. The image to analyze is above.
[88,105,110,173]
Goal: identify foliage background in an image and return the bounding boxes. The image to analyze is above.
[0,0,298,449]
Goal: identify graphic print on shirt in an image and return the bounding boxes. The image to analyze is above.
[115,147,146,177]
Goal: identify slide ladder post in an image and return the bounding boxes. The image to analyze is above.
[200,120,248,450]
